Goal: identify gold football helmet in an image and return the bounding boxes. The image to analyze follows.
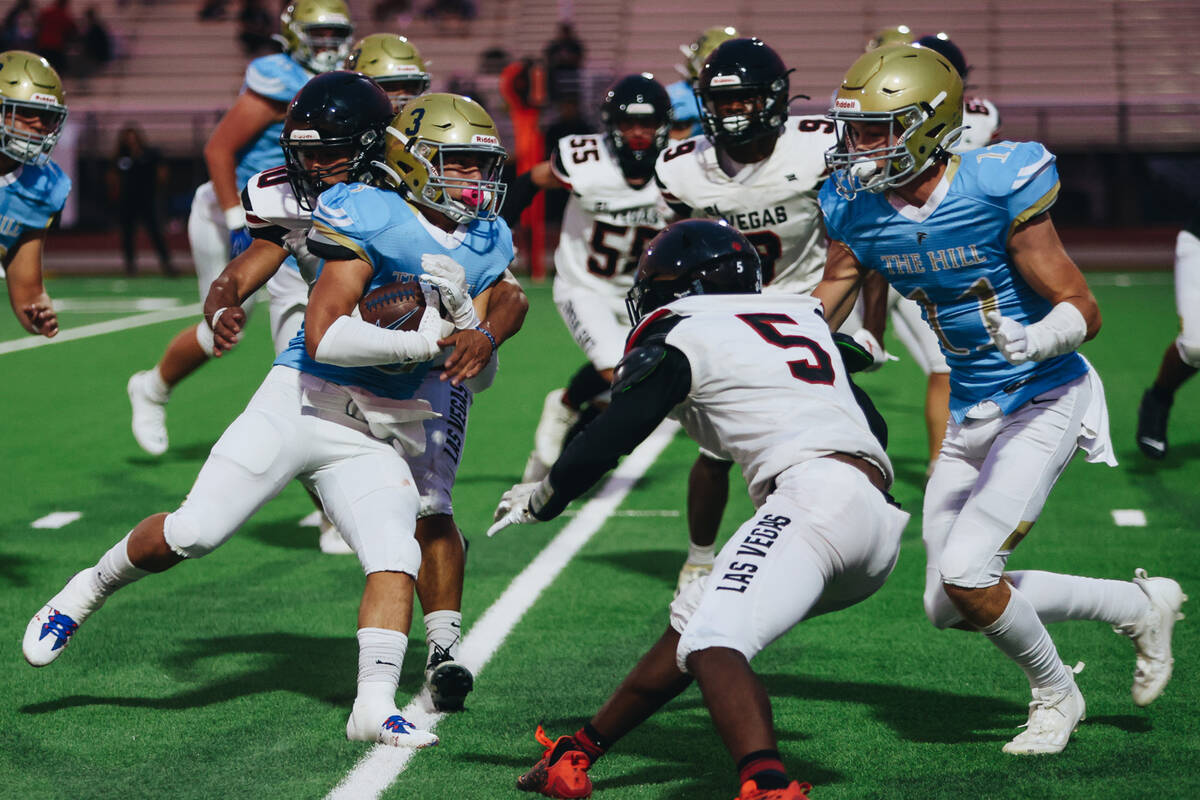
[0,50,67,166]
[374,93,507,223]
[678,26,739,80]
[865,25,912,52]
[276,0,354,73]
[825,44,963,198]
[346,34,431,113]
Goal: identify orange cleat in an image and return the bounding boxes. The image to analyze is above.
[736,779,813,800]
[516,725,593,798]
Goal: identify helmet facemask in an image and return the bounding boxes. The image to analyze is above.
[282,129,380,210]
[375,74,432,113]
[293,22,354,72]
[697,76,788,149]
[376,129,507,223]
[0,97,66,165]
[826,97,962,199]
[607,112,669,182]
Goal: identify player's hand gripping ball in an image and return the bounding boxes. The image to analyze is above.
[359,279,440,331]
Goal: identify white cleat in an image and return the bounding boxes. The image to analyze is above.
[22,569,104,667]
[1002,666,1086,756]
[675,560,713,597]
[1114,568,1187,706]
[346,705,438,749]
[316,513,354,555]
[532,389,579,470]
[127,371,169,456]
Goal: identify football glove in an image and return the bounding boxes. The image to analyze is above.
[849,328,897,372]
[421,253,480,330]
[229,227,253,259]
[487,481,545,537]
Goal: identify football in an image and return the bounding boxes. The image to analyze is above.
[359,279,428,331]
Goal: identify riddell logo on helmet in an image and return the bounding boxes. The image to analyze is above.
[471,134,499,145]
[710,75,742,87]
[30,93,59,105]
[290,129,321,140]
[834,98,860,110]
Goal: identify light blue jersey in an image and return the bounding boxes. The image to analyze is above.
[821,141,1086,422]
[235,53,312,191]
[0,161,71,262]
[275,182,514,399]
[665,80,702,137]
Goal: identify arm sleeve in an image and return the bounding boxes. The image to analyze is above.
[533,347,691,520]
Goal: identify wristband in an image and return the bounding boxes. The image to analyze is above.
[475,324,497,354]
[224,205,247,232]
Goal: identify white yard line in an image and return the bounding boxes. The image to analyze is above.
[0,303,202,356]
[31,511,82,529]
[325,420,681,800]
[1112,509,1148,527]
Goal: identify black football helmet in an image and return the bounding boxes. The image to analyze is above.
[601,74,671,182]
[694,38,791,149]
[626,219,761,324]
[914,34,969,80]
[279,70,394,209]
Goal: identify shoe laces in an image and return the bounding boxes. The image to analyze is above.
[427,642,456,671]
[39,610,78,649]
[533,725,587,767]
[382,715,417,734]
[1020,664,1083,735]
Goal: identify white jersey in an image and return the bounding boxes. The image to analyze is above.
[654,116,836,295]
[242,165,321,287]
[954,97,1001,152]
[646,292,892,506]
[552,133,665,307]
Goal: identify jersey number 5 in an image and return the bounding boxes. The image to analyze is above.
[737,312,835,384]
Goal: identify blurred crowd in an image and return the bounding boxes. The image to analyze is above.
[1,0,113,74]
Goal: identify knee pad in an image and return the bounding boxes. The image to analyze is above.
[163,509,224,559]
[1176,336,1200,369]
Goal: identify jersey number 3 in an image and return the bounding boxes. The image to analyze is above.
[737,312,834,384]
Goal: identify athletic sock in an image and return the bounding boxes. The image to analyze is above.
[737,750,789,790]
[424,610,463,668]
[146,366,171,401]
[355,627,407,709]
[1008,570,1149,626]
[573,721,610,765]
[981,586,1072,693]
[687,541,716,566]
[93,532,149,597]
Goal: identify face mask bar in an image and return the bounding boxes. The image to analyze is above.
[281,132,378,210]
[297,23,354,72]
[0,98,67,165]
[608,113,669,180]
[375,76,431,112]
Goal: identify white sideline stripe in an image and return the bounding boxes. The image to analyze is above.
[562,508,680,517]
[325,420,681,800]
[0,303,203,355]
[54,297,183,313]
[1112,509,1147,527]
[31,511,82,529]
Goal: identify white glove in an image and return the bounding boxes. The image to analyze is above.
[985,311,1031,364]
[487,482,543,537]
[850,328,898,372]
[421,253,480,330]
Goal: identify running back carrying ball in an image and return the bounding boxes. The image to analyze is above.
[359,278,430,330]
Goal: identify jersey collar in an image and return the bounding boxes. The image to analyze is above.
[887,155,961,223]
[0,165,24,187]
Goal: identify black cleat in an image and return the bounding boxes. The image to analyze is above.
[1136,388,1172,460]
[426,651,474,712]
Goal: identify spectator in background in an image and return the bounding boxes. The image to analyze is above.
[197,0,227,21]
[543,21,583,101]
[237,0,273,56]
[109,124,175,276]
[81,6,112,67]
[35,0,76,73]
[371,0,411,26]
[1,0,38,51]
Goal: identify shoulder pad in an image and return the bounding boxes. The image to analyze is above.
[313,183,390,237]
[973,141,1055,197]
[612,344,668,393]
[31,161,71,213]
[244,54,301,102]
[624,309,685,353]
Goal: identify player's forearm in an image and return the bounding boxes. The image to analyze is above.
[813,276,861,329]
[860,271,889,340]
[479,275,529,347]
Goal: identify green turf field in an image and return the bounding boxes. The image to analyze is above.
[1,274,1195,800]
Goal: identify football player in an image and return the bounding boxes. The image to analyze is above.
[208,84,528,710]
[815,44,1186,755]
[489,220,907,800]
[0,50,69,338]
[126,0,355,458]
[665,26,738,141]
[654,37,871,594]
[914,33,1000,151]
[501,74,671,484]
[1135,212,1200,459]
[23,92,525,749]
[864,24,912,51]
[345,33,431,113]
